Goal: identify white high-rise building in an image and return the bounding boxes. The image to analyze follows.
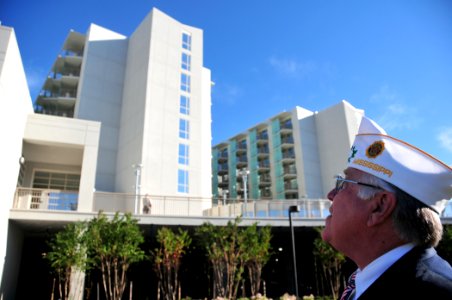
[33,8,213,210]
[1,7,212,299]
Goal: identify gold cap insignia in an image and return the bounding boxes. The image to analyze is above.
[366,141,385,159]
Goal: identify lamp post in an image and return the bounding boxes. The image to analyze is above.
[222,190,229,206]
[289,205,301,298]
[132,163,143,214]
[237,168,250,216]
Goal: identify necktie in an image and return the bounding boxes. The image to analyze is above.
[340,271,357,300]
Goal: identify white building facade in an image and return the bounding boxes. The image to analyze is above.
[1,7,212,299]
[34,8,213,212]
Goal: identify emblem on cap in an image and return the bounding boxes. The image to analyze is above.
[348,146,357,163]
[366,141,385,159]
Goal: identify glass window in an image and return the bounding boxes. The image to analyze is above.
[178,169,189,193]
[180,95,190,115]
[182,32,191,51]
[178,143,189,165]
[181,73,191,93]
[33,171,80,190]
[179,119,190,139]
[181,52,191,71]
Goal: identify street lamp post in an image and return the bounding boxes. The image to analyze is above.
[237,168,250,216]
[289,205,301,298]
[222,190,229,206]
[132,163,143,214]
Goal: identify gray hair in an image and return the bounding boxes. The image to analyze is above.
[356,172,443,247]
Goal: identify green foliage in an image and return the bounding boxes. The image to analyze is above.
[86,212,146,266]
[46,221,88,300]
[196,216,246,299]
[152,227,192,300]
[437,225,452,263]
[243,223,272,297]
[312,227,346,300]
[86,211,146,300]
[196,217,272,299]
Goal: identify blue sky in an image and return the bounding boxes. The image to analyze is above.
[2,0,452,165]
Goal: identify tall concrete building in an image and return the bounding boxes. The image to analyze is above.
[212,101,364,203]
[1,7,212,299]
[34,8,213,209]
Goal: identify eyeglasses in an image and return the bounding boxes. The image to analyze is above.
[334,175,382,193]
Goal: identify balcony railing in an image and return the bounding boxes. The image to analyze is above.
[13,188,452,220]
[14,188,78,211]
[13,188,211,217]
[206,199,331,219]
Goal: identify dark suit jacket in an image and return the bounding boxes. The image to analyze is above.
[357,247,452,299]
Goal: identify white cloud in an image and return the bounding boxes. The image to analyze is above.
[212,82,242,105]
[268,56,317,77]
[369,85,421,131]
[437,127,452,153]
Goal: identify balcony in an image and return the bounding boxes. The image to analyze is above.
[14,188,78,211]
[14,188,211,217]
[281,136,294,148]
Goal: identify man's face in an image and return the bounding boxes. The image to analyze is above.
[321,168,374,254]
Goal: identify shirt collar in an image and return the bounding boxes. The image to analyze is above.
[353,243,415,299]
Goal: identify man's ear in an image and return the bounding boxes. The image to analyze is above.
[367,192,397,226]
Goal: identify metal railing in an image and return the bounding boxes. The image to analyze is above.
[14,188,78,211]
[13,188,452,220]
[93,192,211,216]
[206,199,331,219]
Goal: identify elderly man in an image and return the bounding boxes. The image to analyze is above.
[322,116,452,299]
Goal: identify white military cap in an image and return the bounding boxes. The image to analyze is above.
[347,116,452,214]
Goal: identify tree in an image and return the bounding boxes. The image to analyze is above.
[243,223,272,297]
[86,211,146,300]
[196,217,250,300]
[152,227,192,300]
[437,224,452,263]
[45,221,89,300]
[312,228,347,299]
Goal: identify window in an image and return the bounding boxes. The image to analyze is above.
[179,118,190,139]
[182,32,191,51]
[180,95,190,115]
[31,171,80,211]
[181,52,191,71]
[178,143,189,165]
[181,73,191,93]
[178,169,189,193]
[33,171,80,190]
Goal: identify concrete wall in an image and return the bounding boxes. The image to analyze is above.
[23,114,101,212]
[0,25,33,299]
[117,8,212,202]
[293,106,324,198]
[315,100,364,195]
[77,24,128,192]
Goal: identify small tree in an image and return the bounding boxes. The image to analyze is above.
[46,221,89,300]
[196,217,248,300]
[312,228,347,299]
[243,223,272,297]
[86,211,146,300]
[152,227,192,300]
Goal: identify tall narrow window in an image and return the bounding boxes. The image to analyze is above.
[182,32,191,51]
[181,73,191,93]
[178,143,189,165]
[178,169,189,193]
[181,52,191,71]
[179,119,189,139]
[180,95,190,115]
